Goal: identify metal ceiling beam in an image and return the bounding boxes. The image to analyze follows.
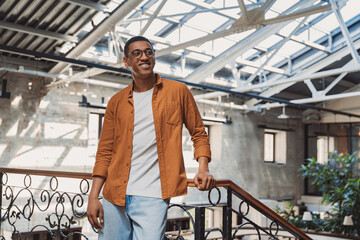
[237,59,287,75]
[258,0,276,13]
[123,5,246,23]
[330,0,360,63]
[169,75,360,119]
[0,44,126,73]
[2,42,359,118]
[195,92,229,100]
[197,98,246,110]
[118,29,286,78]
[237,0,248,19]
[326,76,355,88]
[137,1,265,55]
[0,55,51,70]
[304,79,318,96]
[322,72,347,95]
[276,33,328,52]
[245,38,360,107]
[261,4,332,26]
[139,0,167,36]
[245,0,276,24]
[240,62,360,92]
[245,17,308,85]
[261,91,360,109]
[61,0,108,11]
[0,20,78,43]
[156,28,233,56]
[184,1,308,83]
[181,0,240,20]
[49,0,143,74]
[245,9,334,68]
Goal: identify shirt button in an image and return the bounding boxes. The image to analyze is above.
[128,145,131,149]
[129,128,132,131]
[124,180,127,184]
[131,110,133,114]
[126,163,129,167]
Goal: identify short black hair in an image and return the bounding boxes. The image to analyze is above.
[124,36,153,56]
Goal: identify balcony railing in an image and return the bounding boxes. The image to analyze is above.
[0,167,311,240]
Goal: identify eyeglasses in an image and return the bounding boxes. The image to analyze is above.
[127,48,155,59]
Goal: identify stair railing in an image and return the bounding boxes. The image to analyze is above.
[0,168,310,240]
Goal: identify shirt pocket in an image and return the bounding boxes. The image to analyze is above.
[165,101,182,126]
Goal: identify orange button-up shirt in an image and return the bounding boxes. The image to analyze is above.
[92,75,211,206]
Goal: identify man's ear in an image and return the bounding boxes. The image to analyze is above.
[123,56,129,68]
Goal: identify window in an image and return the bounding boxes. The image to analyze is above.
[264,132,275,162]
[264,129,287,164]
[317,136,335,164]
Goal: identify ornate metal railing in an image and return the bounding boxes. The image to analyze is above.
[0,168,310,240]
[0,168,93,240]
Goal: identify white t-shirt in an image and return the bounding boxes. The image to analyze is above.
[126,88,162,198]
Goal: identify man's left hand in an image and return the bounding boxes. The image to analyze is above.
[194,171,216,191]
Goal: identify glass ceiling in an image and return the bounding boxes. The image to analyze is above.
[22,0,360,112]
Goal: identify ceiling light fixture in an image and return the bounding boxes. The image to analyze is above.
[278,106,290,119]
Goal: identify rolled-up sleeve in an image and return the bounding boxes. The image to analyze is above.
[182,84,211,162]
[92,99,115,178]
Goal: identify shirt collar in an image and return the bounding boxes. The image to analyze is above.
[128,73,162,98]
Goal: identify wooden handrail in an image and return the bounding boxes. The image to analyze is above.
[0,168,310,239]
[188,179,311,240]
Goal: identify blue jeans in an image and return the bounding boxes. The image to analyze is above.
[99,196,170,240]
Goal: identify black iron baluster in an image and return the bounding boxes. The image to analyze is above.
[194,207,205,240]
[222,187,232,240]
[0,172,2,231]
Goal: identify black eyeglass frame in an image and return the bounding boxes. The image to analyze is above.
[126,48,156,59]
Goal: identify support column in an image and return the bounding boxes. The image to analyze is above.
[222,187,232,240]
[194,207,205,240]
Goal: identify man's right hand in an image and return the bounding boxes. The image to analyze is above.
[87,197,104,230]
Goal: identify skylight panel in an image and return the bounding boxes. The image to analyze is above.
[197,41,214,54]
[160,0,194,15]
[278,20,304,36]
[340,0,359,22]
[270,0,300,12]
[267,55,287,66]
[306,12,323,23]
[265,9,279,19]
[219,7,241,17]
[179,25,208,42]
[211,38,237,55]
[161,28,180,43]
[240,66,257,75]
[141,19,169,37]
[241,49,258,59]
[277,40,306,56]
[186,12,229,32]
[296,27,326,42]
[257,35,284,49]
[125,21,143,35]
[314,14,339,32]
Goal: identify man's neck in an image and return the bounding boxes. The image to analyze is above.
[133,74,156,92]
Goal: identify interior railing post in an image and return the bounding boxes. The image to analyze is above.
[222,187,232,240]
[0,172,3,231]
[194,206,205,240]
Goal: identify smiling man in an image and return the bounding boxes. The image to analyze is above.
[87,36,215,240]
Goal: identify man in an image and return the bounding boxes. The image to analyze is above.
[87,36,215,239]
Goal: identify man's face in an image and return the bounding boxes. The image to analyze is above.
[123,41,155,79]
